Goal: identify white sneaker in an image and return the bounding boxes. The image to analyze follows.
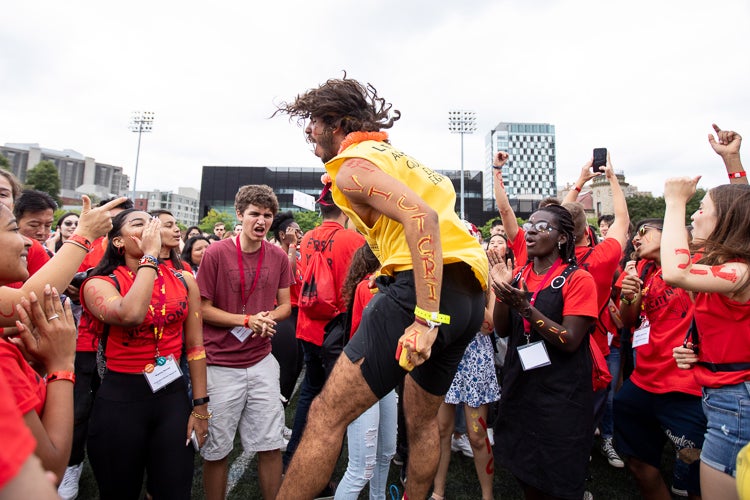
[450,434,473,457]
[58,463,84,500]
[600,437,624,468]
[582,491,594,500]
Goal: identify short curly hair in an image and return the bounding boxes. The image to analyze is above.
[274,73,401,134]
[235,185,279,216]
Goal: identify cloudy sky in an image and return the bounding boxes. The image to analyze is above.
[2,0,748,198]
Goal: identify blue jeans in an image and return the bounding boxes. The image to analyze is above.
[284,340,327,467]
[600,349,621,438]
[335,390,397,500]
[701,381,750,477]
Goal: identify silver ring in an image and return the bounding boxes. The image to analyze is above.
[47,314,60,321]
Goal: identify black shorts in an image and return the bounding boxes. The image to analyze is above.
[344,262,485,399]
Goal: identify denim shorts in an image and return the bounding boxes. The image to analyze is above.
[701,381,750,477]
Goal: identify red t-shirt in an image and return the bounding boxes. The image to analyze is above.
[78,236,108,272]
[0,340,46,416]
[576,239,622,356]
[289,253,302,307]
[197,238,294,368]
[0,369,36,489]
[509,227,528,267]
[629,268,701,396]
[296,222,365,346]
[6,239,51,289]
[516,263,598,320]
[81,265,188,373]
[693,291,750,388]
[350,277,377,338]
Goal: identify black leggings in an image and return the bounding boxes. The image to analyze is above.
[87,371,193,499]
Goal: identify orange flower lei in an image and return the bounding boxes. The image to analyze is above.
[338,131,389,154]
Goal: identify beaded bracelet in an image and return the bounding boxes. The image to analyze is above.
[139,254,159,267]
[136,264,158,273]
[47,371,76,384]
[729,171,747,179]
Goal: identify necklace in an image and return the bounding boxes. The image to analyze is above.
[533,259,555,274]
[338,131,389,154]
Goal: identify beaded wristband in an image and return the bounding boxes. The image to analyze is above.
[191,410,212,420]
[47,371,76,384]
[137,264,158,273]
[729,171,747,179]
[67,233,92,251]
[139,254,159,267]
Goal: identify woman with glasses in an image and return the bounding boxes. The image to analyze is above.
[664,173,750,500]
[45,212,79,254]
[490,204,598,499]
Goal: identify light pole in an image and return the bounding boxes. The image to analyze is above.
[448,110,476,220]
[129,111,155,201]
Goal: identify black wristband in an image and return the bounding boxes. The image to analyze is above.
[192,396,210,407]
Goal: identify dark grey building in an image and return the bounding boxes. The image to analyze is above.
[199,165,518,226]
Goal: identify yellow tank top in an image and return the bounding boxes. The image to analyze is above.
[325,140,488,289]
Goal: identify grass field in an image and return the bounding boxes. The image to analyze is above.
[74,379,681,499]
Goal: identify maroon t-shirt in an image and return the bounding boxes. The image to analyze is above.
[197,238,293,368]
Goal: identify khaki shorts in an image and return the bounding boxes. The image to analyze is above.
[200,354,285,461]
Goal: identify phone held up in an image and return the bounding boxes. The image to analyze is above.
[592,148,607,173]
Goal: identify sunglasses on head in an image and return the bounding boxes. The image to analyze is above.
[522,221,558,233]
[637,225,662,237]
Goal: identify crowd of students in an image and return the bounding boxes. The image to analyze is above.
[2,98,750,500]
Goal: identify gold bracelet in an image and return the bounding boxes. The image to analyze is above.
[191,410,212,420]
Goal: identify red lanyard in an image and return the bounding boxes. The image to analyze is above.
[521,258,563,334]
[236,236,265,314]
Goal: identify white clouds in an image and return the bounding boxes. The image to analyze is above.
[1,0,748,197]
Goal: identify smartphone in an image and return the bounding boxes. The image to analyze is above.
[190,430,200,451]
[593,148,607,172]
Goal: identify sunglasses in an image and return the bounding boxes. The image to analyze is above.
[522,221,558,233]
[637,225,662,237]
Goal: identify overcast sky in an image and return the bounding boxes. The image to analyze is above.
[2,0,748,199]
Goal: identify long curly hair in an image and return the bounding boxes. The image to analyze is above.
[274,73,401,134]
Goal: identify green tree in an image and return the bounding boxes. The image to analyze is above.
[0,154,10,171]
[625,195,666,224]
[199,209,236,235]
[26,160,62,206]
[295,210,322,233]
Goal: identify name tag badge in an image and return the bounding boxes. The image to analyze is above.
[632,318,651,348]
[143,354,182,392]
[230,326,253,343]
[518,340,552,371]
